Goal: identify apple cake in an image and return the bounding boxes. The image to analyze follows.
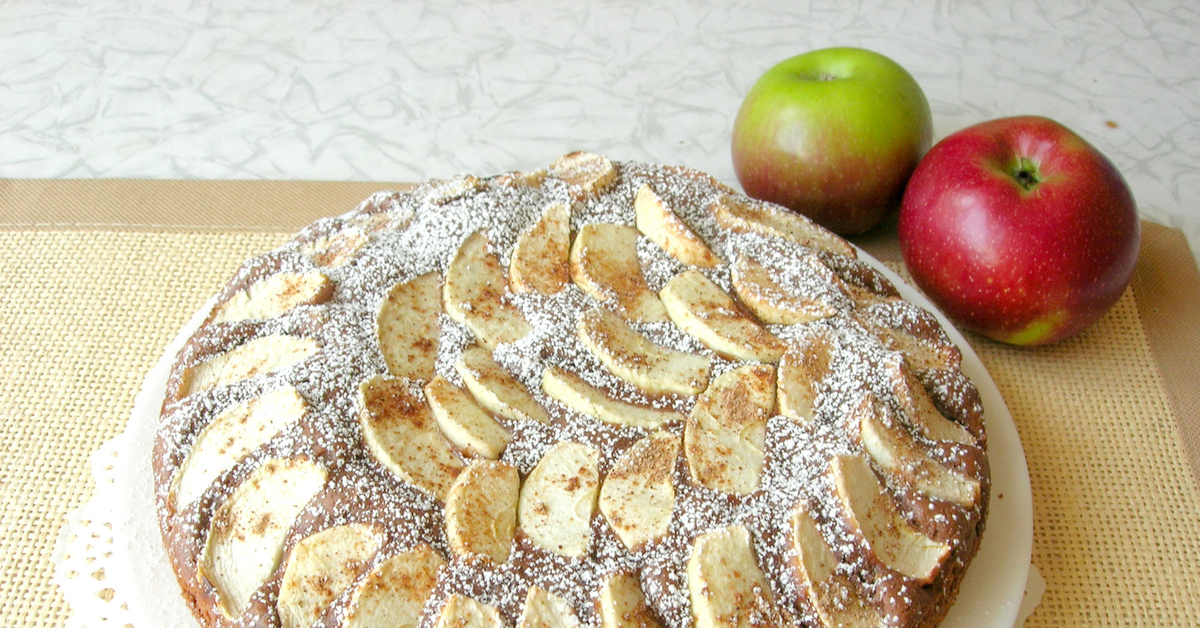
[153,153,990,628]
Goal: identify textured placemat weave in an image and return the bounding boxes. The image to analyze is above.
[1,231,289,627]
[4,224,1199,626]
[908,274,1200,625]
[971,299,1200,625]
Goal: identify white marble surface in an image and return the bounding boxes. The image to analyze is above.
[2,0,1198,256]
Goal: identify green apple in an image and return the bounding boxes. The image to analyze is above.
[731,47,932,234]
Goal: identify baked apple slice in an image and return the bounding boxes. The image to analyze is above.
[358,375,465,500]
[541,366,683,430]
[181,334,319,399]
[788,506,883,627]
[518,441,600,559]
[830,454,950,582]
[344,544,446,628]
[599,571,663,628]
[519,586,583,628]
[729,253,846,325]
[854,394,980,506]
[570,223,668,323]
[277,524,382,628]
[444,460,520,564]
[434,594,508,628]
[378,271,442,380]
[708,193,856,259]
[548,151,618,199]
[510,201,571,295]
[456,346,550,424]
[424,375,512,460]
[885,355,975,445]
[199,457,327,618]
[685,364,776,495]
[210,270,333,324]
[634,184,721,268]
[687,525,784,628]
[598,431,679,550]
[577,306,710,396]
[444,230,531,349]
[659,270,786,362]
[776,329,834,425]
[171,386,307,509]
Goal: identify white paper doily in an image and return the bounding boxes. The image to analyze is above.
[53,258,1044,627]
[52,296,214,628]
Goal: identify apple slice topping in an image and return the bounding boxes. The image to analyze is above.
[873,325,962,374]
[277,523,382,628]
[445,230,531,350]
[599,571,664,628]
[599,431,680,550]
[492,167,549,189]
[854,394,980,506]
[519,586,583,628]
[435,594,508,628]
[787,505,835,591]
[729,252,847,325]
[346,194,416,234]
[425,375,512,460]
[548,151,618,199]
[210,270,334,325]
[788,506,883,628]
[181,334,320,399]
[357,375,465,501]
[708,193,857,259]
[885,355,975,445]
[199,457,328,618]
[299,226,368,268]
[659,269,786,362]
[577,306,711,396]
[172,386,307,510]
[378,271,443,380]
[518,441,600,559]
[456,345,550,424]
[635,184,722,268]
[776,329,834,425]
[684,364,776,495]
[344,544,447,628]
[860,306,963,374]
[830,454,950,582]
[827,260,901,309]
[570,223,669,323]
[444,460,520,564]
[687,524,784,628]
[510,201,571,295]
[417,174,484,205]
[541,366,683,430]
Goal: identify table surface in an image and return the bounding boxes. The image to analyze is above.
[2,0,1199,257]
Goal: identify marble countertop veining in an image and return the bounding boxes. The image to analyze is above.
[2,0,1198,256]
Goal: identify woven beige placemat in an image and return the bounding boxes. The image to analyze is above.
[1,231,291,627]
[972,296,1200,624]
[1,179,1198,626]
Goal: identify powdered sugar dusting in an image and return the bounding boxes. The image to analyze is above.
[154,156,990,628]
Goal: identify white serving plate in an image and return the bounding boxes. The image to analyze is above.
[109,240,1033,628]
[867,252,1034,628]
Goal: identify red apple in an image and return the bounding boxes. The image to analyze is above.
[731,47,932,234]
[898,115,1139,346]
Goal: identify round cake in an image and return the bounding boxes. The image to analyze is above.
[153,153,989,628]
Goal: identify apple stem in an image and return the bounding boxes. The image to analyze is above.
[1013,157,1040,190]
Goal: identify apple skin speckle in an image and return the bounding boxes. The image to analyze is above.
[898,115,1140,346]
